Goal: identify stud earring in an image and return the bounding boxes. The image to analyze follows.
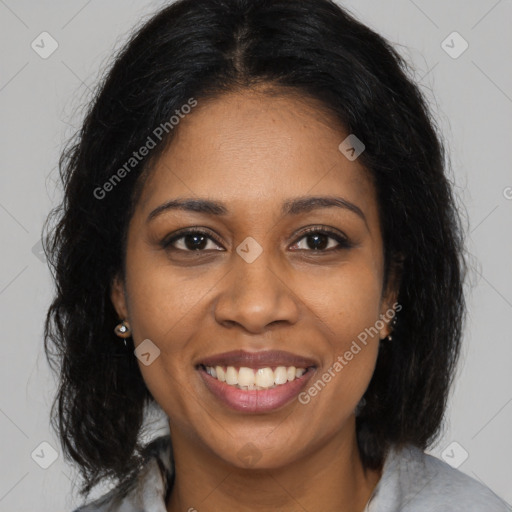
[385,313,399,341]
[114,320,132,339]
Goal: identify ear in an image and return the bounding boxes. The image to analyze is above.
[378,253,404,339]
[110,273,129,321]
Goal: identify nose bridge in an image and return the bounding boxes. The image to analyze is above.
[214,240,300,332]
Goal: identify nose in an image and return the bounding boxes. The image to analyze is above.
[214,251,300,334]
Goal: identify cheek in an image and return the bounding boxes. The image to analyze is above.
[296,261,383,390]
[124,247,212,348]
[124,260,205,419]
[299,259,384,339]
[122,246,221,412]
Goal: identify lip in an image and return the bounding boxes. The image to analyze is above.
[196,350,317,413]
[197,349,318,369]
[198,366,315,413]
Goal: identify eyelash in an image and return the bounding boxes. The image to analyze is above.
[161,225,352,254]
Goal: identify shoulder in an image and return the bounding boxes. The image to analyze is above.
[368,443,511,512]
[71,435,173,512]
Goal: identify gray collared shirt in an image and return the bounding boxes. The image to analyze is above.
[73,435,511,511]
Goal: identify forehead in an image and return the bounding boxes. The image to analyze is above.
[137,89,377,222]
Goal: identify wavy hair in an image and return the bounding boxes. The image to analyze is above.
[44,0,466,499]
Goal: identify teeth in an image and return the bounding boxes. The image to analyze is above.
[238,367,255,387]
[296,368,306,377]
[255,367,274,388]
[274,366,288,385]
[216,366,225,382]
[225,366,238,385]
[204,365,308,390]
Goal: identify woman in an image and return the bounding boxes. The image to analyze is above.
[43,0,510,510]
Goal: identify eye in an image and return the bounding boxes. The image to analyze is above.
[161,228,224,252]
[290,226,352,252]
[161,226,352,253]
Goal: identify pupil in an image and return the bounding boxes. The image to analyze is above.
[185,234,207,250]
[308,234,327,250]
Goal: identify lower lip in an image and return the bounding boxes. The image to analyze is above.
[198,367,315,413]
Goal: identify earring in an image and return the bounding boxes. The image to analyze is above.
[114,320,132,339]
[385,314,398,341]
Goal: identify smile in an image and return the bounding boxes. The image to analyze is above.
[196,350,317,412]
[202,365,308,390]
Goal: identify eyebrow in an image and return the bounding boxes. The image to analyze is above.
[146,195,367,224]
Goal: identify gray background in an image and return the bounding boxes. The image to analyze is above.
[0,0,511,510]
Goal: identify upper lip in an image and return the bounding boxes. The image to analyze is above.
[197,350,318,369]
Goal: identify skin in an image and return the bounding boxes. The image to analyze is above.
[111,87,399,512]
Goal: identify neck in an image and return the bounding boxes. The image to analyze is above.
[166,417,383,512]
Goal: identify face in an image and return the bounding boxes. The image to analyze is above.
[111,88,398,470]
